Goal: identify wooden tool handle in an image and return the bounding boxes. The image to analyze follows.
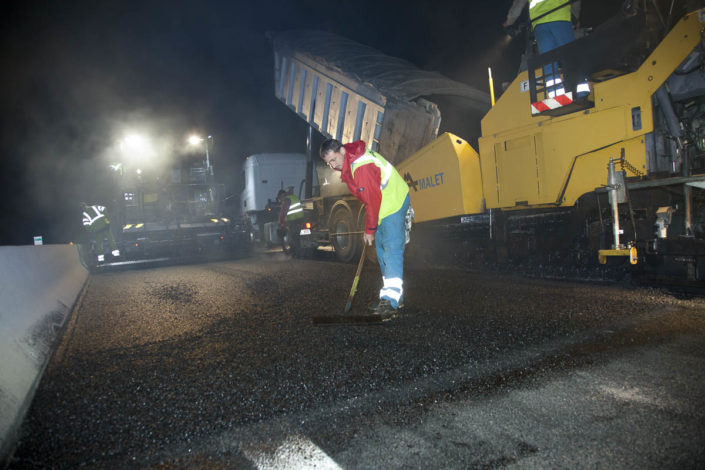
[344,243,367,314]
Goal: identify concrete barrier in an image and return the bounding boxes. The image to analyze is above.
[0,245,88,466]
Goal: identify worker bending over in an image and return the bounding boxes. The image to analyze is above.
[320,139,410,319]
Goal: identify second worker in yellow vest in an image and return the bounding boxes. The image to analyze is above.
[504,0,581,53]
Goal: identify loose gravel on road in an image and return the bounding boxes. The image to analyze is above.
[10,253,705,468]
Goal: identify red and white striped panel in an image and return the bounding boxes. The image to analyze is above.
[531,92,573,115]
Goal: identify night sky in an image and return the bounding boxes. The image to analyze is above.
[0,0,618,245]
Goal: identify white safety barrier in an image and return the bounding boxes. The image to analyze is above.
[0,245,88,465]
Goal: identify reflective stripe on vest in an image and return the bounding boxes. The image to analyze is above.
[529,0,571,27]
[83,205,106,227]
[285,195,304,221]
[350,152,394,190]
[350,149,409,223]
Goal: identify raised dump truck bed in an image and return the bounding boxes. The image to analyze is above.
[269,30,489,167]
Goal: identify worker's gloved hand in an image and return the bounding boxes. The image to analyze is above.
[363,232,375,246]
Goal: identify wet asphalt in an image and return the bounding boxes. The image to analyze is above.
[9,251,705,469]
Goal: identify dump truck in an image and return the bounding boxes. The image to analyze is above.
[271,2,705,286]
[268,29,490,261]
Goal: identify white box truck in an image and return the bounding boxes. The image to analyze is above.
[241,153,311,245]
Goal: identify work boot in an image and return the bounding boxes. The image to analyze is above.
[373,299,397,321]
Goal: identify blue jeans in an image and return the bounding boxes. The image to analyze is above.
[376,194,410,309]
[534,21,575,97]
[534,21,575,54]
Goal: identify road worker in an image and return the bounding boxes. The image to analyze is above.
[320,139,410,319]
[82,203,119,262]
[277,188,304,256]
[504,0,581,53]
[504,0,587,97]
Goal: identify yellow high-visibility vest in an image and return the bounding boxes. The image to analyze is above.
[530,0,571,28]
[285,195,304,221]
[351,149,408,223]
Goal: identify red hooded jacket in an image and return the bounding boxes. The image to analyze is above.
[340,141,382,235]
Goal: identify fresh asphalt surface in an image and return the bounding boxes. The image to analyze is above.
[10,251,705,469]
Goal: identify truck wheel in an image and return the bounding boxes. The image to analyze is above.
[281,226,315,259]
[331,206,361,263]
